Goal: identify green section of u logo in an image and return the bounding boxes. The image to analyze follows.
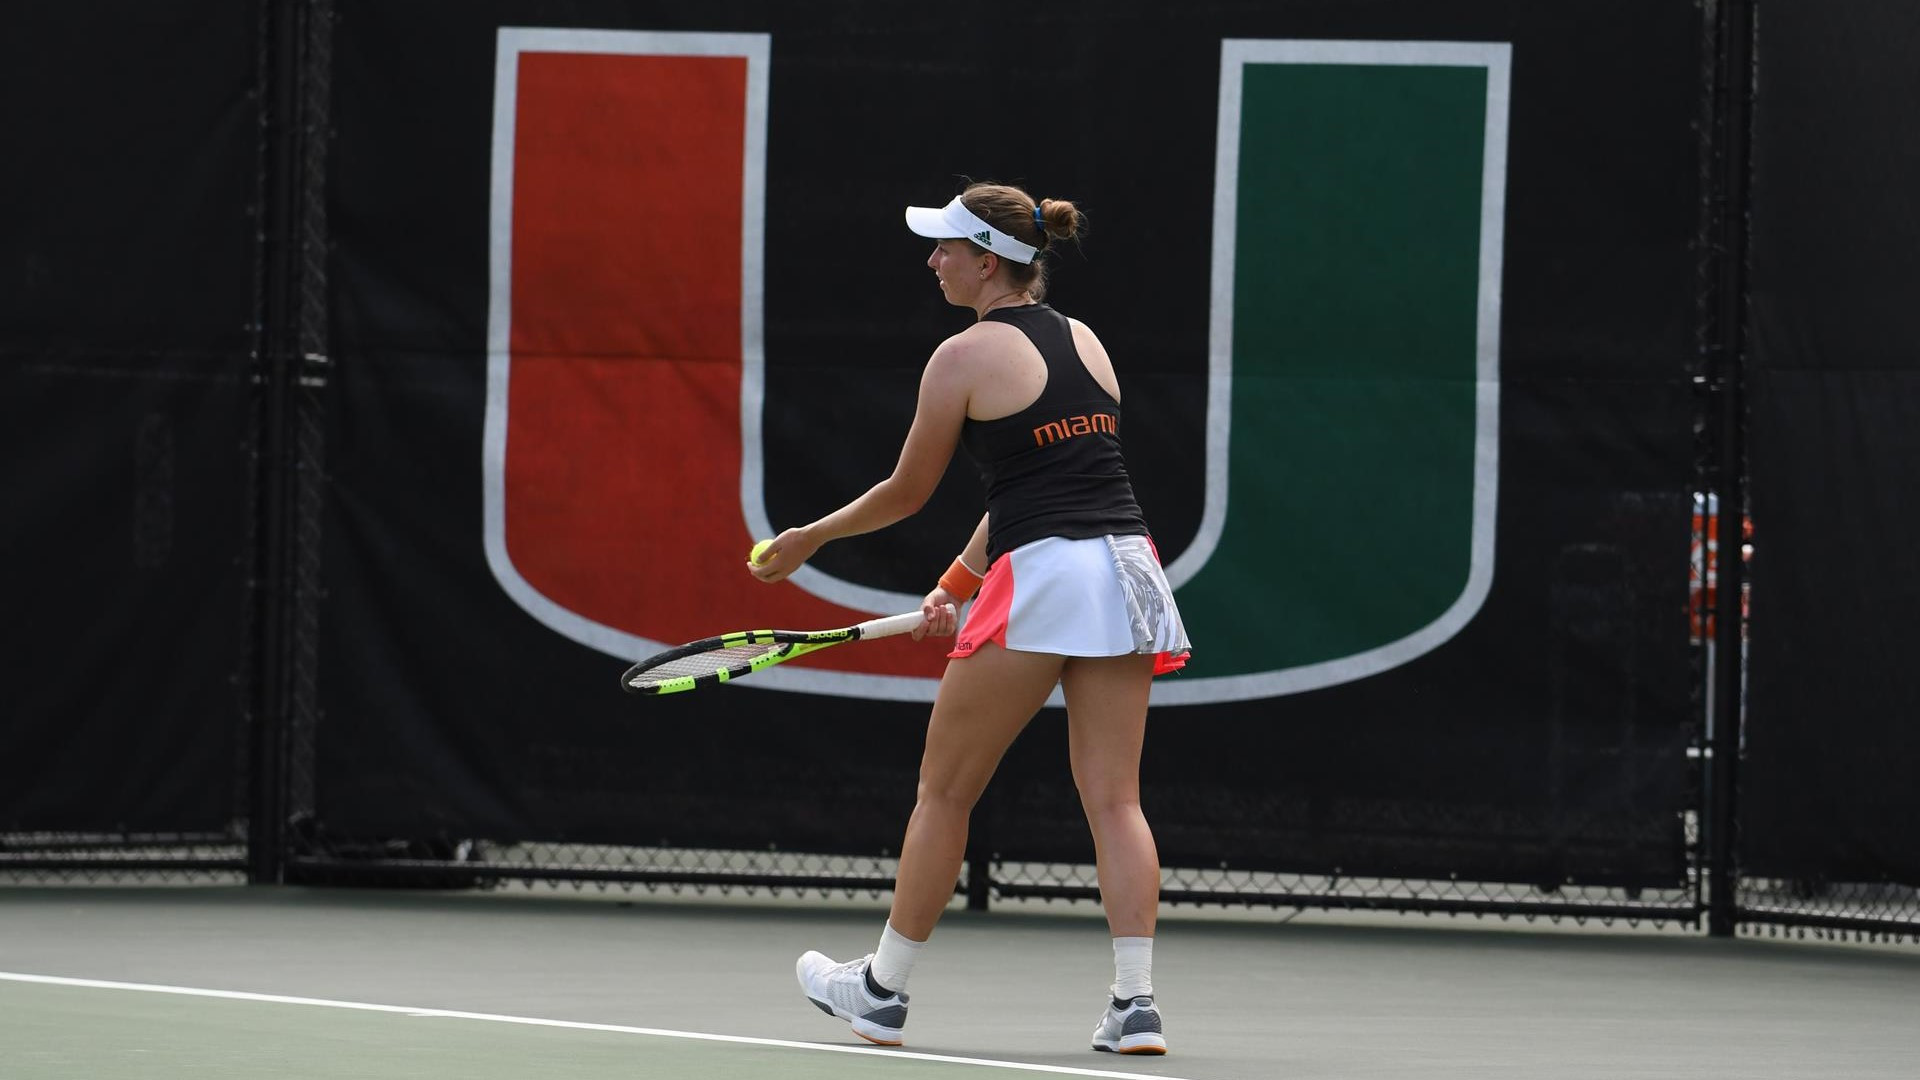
[1159,40,1510,704]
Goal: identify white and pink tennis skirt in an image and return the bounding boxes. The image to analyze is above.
[950,534,1191,675]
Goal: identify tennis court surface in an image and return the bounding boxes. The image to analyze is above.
[2,888,1915,1079]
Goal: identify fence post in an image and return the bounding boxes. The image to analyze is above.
[1705,0,1756,938]
[248,0,309,884]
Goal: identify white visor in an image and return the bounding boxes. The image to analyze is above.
[904,196,1038,264]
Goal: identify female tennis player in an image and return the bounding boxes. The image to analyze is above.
[748,181,1189,1055]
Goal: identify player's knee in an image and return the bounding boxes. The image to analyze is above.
[914,773,987,813]
[1072,776,1141,819]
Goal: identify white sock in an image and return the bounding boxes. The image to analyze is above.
[1112,936,1154,1000]
[869,921,925,994]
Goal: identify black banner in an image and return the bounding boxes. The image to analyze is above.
[1741,3,1920,884]
[0,1,258,832]
[308,0,1700,889]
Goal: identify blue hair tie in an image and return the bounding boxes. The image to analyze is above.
[1033,203,1045,233]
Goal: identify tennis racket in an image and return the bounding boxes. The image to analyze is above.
[620,608,946,696]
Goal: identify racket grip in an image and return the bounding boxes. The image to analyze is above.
[856,608,947,640]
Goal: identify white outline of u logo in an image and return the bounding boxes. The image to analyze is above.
[482,31,1509,706]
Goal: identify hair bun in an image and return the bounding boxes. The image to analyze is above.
[1036,198,1081,243]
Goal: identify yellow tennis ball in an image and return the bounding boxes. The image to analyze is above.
[749,539,773,565]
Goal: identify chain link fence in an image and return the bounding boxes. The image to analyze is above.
[266,837,1703,928]
[1737,880,1920,944]
[0,832,246,885]
[6,830,1911,946]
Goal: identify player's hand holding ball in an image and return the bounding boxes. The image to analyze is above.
[745,528,821,583]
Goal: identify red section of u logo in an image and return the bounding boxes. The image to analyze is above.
[483,30,946,694]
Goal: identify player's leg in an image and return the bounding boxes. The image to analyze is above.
[890,641,1064,939]
[1062,651,1159,936]
[797,641,1060,1044]
[1062,652,1167,1054]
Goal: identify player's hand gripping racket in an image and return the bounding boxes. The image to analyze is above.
[620,607,950,696]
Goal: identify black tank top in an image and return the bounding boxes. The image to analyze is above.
[961,304,1148,563]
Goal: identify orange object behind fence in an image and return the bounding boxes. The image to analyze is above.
[1689,493,1752,644]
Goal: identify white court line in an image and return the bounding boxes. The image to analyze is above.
[0,971,1197,1080]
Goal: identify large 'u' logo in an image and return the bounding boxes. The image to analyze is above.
[483,31,1509,705]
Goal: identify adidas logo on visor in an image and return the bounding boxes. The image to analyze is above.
[973,230,993,246]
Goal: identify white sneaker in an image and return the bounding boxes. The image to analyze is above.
[796,951,909,1046]
[1091,995,1166,1055]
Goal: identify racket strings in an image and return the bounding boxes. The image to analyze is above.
[632,641,788,687]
